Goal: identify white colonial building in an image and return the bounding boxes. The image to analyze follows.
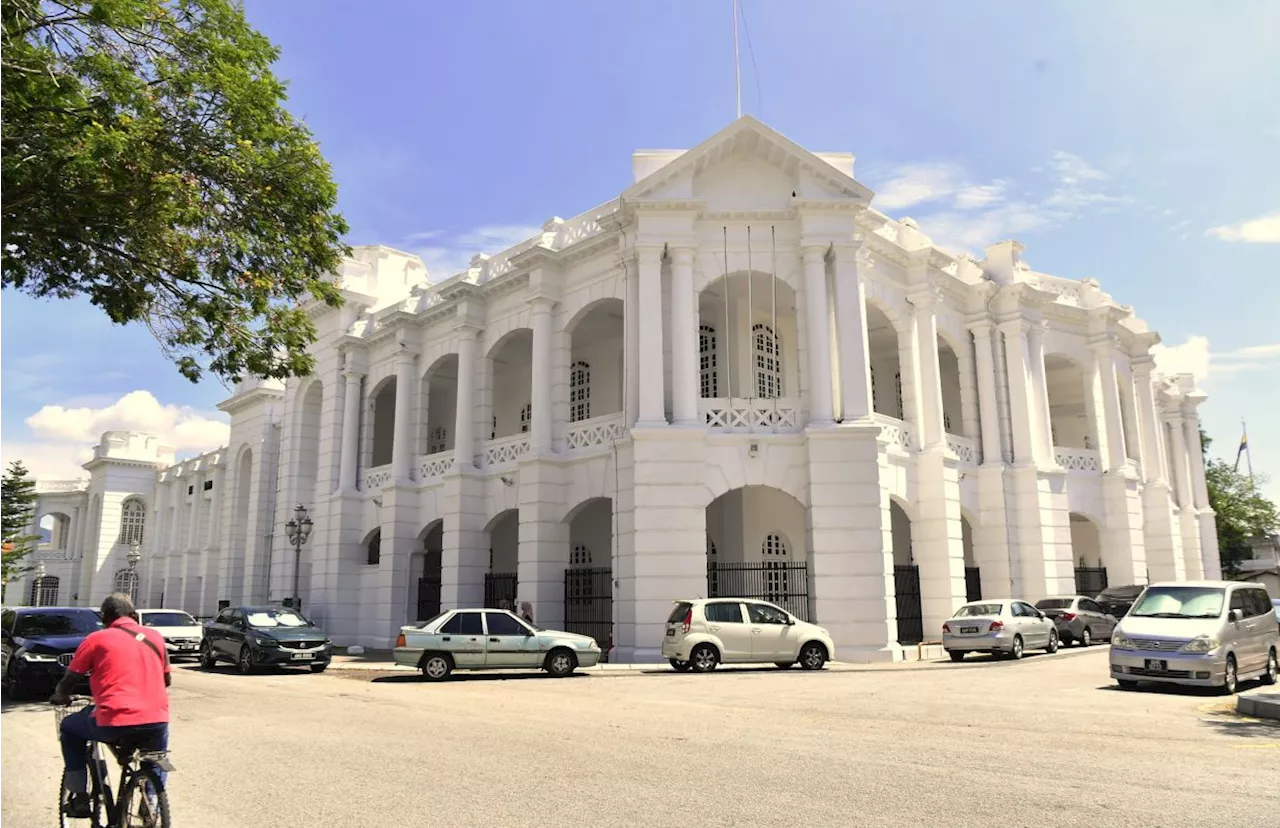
[8,117,1220,661]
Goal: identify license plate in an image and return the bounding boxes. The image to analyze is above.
[179,643,196,650]
[961,627,978,634]
[1144,659,1167,672]
[666,629,675,636]
[290,652,314,660]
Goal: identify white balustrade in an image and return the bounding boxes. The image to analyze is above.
[1054,447,1102,472]
[363,465,394,490]
[872,414,915,451]
[946,433,979,466]
[485,433,531,467]
[418,452,454,481]
[699,398,801,433]
[35,480,89,494]
[567,413,626,451]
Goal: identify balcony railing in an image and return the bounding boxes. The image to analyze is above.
[567,413,625,451]
[700,398,801,434]
[364,464,394,490]
[418,452,454,482]
[1054,447,1101,472]
[872,414,914,451]
[946,434,979,466]
[485,433,530,467]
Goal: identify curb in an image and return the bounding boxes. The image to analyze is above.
[1236,692,1280,722]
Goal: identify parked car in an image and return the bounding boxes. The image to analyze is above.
[393,608,602,680]
[1110,581,1278,695]
[1094,584,1145,619]
[136,608,204,661]
[1,607,102,700]
[1034,596,1118,647]
[1272,598,1280,635]
[200,605,332,674]
[661,598,834,673]
[942,599,1060,661]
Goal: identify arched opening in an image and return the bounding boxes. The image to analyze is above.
[937,335,964,436]
[961,512,981,602]
[364,527,382,567]
[368,377,397,468]
[414,520,443,621]
[704,486,809,619]
[421,354,458,458]
[485,509,519,608]
[1044,354,1095,452]
[866,302,904,420]
[1069,513,1107,595]
[890,499,922,645]
[564,497,613,646]
[29,574,60,606]
[39,512,72,550]
[488,330,533,442]
[568,299,624,427]
[296,380,324,504]
[113,568,140,604]
[117,497,146,547]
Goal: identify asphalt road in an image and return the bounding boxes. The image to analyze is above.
[3,648,1278,827]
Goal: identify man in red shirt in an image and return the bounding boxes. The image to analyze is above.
[51,592,171,819]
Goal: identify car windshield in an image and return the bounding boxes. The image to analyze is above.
[245,610,312,628]
[1129,587,1225,619]
[955,603,1002,617]
[1035,599,1074,610]
[16,611,103,636]
[141,612,198,627]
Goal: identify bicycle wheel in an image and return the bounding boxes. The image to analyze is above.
[58,767,106,828]
[119,766,170,828]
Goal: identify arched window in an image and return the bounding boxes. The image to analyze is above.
[569,361,591,423]
[366,529,381,566]
[570,544,592,567]
[752,324,782,399]
[113,569,140,603]
[520,404,532,434]
[699,325,719,398]
[428,426,447,454]
[29,575,60,607]
[118,498,146,546]
[761,532,790,603]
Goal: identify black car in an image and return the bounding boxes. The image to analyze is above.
[200,605,333,674]
[1,607,103,700]
[1094,584,1146,619]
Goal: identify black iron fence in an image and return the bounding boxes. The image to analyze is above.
[417,575,441,622]
[965,566,983,602]
[1074,567,1109,597]
[484,572,518,609]
[564,566,612,652]
[707,561,810,621]
[894,564,923,645]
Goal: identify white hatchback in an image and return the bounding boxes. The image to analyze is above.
[661,599,835,672]
[136,608,204,660]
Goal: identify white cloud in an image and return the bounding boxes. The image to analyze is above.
[1152,335,1211,379]
[1152,336,1280,381]
[403,224,542,279]
[870,164,965,210]
[1048,150,1108,184]
[1206,211,1280,244]
[3,390,230,480]
[953,181,1008,210]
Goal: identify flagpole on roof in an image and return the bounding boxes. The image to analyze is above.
[733,0,742,119]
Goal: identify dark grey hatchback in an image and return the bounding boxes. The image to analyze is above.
[200,605,332,674]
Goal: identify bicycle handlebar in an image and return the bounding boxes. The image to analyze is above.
[50,695,93,706]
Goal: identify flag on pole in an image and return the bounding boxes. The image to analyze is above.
[1234,425,1248,472]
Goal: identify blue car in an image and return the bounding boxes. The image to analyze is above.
[1,606,103,700]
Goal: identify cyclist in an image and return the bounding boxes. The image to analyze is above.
[50,592,171,819]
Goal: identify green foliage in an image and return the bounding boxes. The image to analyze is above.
[2,0,349,383]
[1204,458,1279,575]
[1,461,42,582]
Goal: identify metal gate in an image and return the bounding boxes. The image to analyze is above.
[564,567,612,650]
[707,561,810,621]
[1074,567,1109,597]
[965,566,983,602]
[484,572,518,609]
[894,564,923,645]
[417,575,441,622]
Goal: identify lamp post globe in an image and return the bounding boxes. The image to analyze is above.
[288,504,311,611]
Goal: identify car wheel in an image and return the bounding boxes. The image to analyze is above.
[199,642,217,670]
[1262,649,1278,686]
[1046,631,1059,654]
[1117,679,1139,691]
[774,661,794,669]
[237,646,255,676]
[1009,635,1025,660]
[309,663,328,674]
[668,658,692,672]
[420,653,452,681]
[689,644,719,673]
[948,651,965,663]
[1080,628,1092,647]
[799,642,827,670]
[544,648,577,678]
[1220,654,1238,695]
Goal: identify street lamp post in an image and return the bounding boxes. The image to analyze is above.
[126,542,141,602]
[284,504,313,611]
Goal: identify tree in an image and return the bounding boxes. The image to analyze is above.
[1,461,42,583]
[2,0,349,383]
[1201,431,1279,574]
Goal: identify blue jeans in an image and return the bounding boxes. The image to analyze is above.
[60,706,169,788]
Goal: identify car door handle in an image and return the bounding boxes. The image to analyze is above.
[752,628,762,634]
[441,636,451,641]
[708,625,721,632]
[489,637,499,643]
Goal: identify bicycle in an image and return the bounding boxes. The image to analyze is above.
[53,697,174,828]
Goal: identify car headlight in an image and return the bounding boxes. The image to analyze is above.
[1111,631,1134,649]
[18,650,58,662]
[1179,635,1220,654]
[253,637,278,647]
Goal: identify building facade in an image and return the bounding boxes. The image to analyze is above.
[7,117,1221,661]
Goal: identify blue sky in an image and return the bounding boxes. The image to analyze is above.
[2,0,1277,498]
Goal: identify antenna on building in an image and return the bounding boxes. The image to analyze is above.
[732,0,741,119]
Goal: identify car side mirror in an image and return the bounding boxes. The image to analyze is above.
[1229,609,1244,623]
[786,618,795,626]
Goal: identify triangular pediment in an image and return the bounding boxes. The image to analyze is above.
[623,116,874,209]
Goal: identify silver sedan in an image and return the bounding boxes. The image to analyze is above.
[943,599,1060,661]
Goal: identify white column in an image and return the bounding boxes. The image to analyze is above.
[670,247,698,425]
[802,245,835,426]
[530,298,554,452]
[391,348,416,483]
[833,244,872,420]
[338,368,363,492]
[1027,321,1054,465]
[624,254,640,428]
[454,328,478,468]
[187,472,203,550]
[970,321,1003,465]
[998,320,1036,465]
[1183,411,1209,509]
[1166,412,1193,508]
[1093,340,1129,472]
[1133,358,1165,484]
[636,245,667,427]
[908,288,945,449]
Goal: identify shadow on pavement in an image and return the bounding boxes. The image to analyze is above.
[176,664,324,679]
[370,672,588,684]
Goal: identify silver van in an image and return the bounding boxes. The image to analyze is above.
[1109,580,1279,694]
